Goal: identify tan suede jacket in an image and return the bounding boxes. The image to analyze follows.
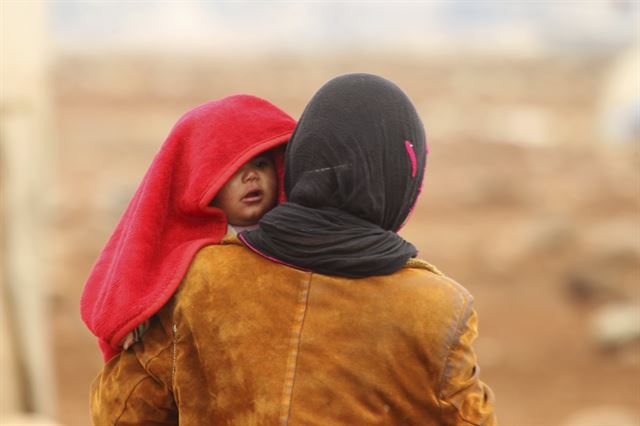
[91,237,496,425]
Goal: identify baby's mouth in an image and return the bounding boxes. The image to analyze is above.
[242,189,263,203]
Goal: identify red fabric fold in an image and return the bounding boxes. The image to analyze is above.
[80,95,296,361]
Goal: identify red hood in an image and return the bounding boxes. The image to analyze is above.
[80,95,296,361]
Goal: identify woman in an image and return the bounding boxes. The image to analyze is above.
[91,74,496,425]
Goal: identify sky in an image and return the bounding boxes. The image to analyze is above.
[50,1,639,55]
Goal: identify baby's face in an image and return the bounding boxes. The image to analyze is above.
[212,154,277,226]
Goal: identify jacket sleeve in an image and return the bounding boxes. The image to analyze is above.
[90,346,177,426]
[438,307,497,425]
[90,314,177,426]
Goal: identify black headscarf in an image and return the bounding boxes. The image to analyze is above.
[240,73,427,277]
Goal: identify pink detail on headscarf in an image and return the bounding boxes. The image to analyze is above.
[405,140,417,178]
[396,139,428,232]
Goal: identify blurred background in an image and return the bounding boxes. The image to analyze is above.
[1,1,638,425]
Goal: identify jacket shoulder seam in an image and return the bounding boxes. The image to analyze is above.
[436,288,473,405]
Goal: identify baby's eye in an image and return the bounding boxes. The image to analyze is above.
[254,157,271,168]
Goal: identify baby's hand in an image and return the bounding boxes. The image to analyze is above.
[121,332,136,350]
[120,320,150,350]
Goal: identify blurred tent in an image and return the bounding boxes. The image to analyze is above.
[1,1,58,424]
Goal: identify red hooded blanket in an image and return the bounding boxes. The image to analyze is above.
[80,95,296,361]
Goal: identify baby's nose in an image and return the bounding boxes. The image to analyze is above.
[243,166,259,181]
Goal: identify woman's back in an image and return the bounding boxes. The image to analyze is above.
[91,239,495,425]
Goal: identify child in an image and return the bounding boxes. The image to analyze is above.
[119,151,279,349]
[80,95,296,361]
[120,151,279,349]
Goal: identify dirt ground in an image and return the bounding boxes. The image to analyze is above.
[46,54,639,425]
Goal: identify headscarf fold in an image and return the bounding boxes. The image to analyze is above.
[81,95,296,361]
[241,74,427,277]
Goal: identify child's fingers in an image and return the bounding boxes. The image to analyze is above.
[120,320,151,350]
[122,333,134,350]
